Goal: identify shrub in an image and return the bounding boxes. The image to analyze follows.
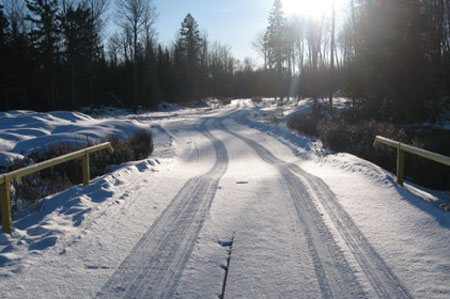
[4,129,154,215]
[28,142,84,184]
[403,128,450,189]
[316,118,449,190]
[252,97,263,103]
[287,105,326,136]
[287,114,319,136]
[316,119,351,152]
[221,98,233,106]
[129,129,154,160]
[288,107,449,190]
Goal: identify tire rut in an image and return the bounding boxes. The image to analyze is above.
[95,120,228,299]
[218,118,411,298]
[286,163,412,298]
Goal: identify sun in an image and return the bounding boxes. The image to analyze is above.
[282,0,334,18]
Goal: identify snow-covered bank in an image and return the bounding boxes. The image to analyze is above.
[0,100,449,298]
[0,110,151,169]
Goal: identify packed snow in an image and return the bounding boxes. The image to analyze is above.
[0,99,449,298]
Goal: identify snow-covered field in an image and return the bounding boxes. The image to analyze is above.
[0,99,449,298]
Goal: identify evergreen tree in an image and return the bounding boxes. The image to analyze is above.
[156,45,172,101]
[60,3,96,108]
[141,38,159,107]
[26,0,61,109]
[0,4,9,110]
[0,4,7,46]
[179,13,201,65]
[177,13,202,100]
[265,0,287,99]
[356,0,428,122]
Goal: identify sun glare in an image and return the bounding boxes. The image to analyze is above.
[282,0,334,18]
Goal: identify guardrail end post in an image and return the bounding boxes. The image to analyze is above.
[82,152,90,187]
[0,181,12,234]
[397,148,405,187]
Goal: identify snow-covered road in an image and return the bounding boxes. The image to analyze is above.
[1,102,449,298]
[92,110,417,298]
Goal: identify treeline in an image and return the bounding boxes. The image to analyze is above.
[0,0,109,110]
[0,0,277,111]
[257,0,450,123]
[1,0,450,124]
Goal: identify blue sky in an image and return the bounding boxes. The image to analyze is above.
[107,0,348,64]
[153,0,274,63]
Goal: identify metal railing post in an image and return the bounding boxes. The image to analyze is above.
[0,181,12,234]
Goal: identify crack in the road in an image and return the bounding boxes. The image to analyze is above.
[218,232,235,299]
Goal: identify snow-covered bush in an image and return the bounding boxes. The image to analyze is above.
[286,104,326,136]
[2,130,154,217]
[251,97,263,103]
[288,108,450,190]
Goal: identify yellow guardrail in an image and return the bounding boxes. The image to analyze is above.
[373,136,450,187]
[0,142,114,234]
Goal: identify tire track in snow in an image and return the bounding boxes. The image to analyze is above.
[95,120,228,299]
[218,118,412,299]
[286,163,413,298]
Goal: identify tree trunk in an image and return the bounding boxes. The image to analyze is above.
[71,64,76,108]
[351,0,357,58]
[134,25,138,107]
[51,72,57,109]
[437,0,444,78]
[329,0,336,112]
[90,65,94,106]
[1,54,7,110]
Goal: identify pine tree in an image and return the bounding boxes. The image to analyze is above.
[0,4,9,110]
[177,13,202,100]
[179,14,201,65]
[0,4,7,45]
[60,3,96,108]
[265,0,287,100]
[26,0,61,109]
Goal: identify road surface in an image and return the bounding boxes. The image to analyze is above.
[95,109,411,298]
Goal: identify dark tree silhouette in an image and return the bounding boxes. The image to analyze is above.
[265,0,287,100]
[26,0,61,109]
[60,4,96,108]
[0,0,448,126]
[116,0,157,107]
[177,13,202,100]
[0,3,8,110]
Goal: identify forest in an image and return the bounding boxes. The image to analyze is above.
[0,0,449,124]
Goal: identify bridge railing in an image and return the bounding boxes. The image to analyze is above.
[373,136,450,187]
[0,142,114,234]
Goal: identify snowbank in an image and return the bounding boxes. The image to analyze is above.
[0,110,150,166]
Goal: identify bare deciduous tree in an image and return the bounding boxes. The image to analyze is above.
[252,30,267,70]
[329,0,335,111]
[115,0,157,106]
